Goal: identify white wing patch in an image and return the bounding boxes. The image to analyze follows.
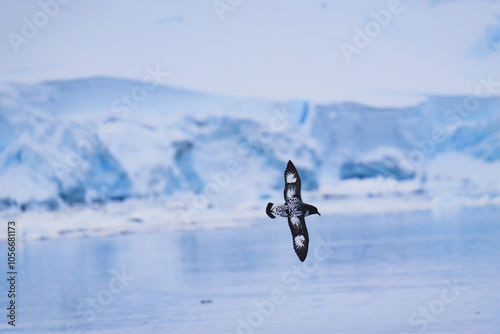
[285,171,297,183]
[294,235,306,248]
[289,215,301,227]
[286,187,296,199]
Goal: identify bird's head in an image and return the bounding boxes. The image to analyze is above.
[307,205,321,216]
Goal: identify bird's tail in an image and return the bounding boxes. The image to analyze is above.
[266,202,276,219]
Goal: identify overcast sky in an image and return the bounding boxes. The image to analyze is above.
[1,0,499,104]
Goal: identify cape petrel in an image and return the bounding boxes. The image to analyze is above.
[266,160,320,261]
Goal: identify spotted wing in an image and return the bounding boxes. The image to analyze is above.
[284,160,302,202]
[287,214,309,262]
[267,203,288,218]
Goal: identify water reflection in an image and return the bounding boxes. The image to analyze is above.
[0,207,498,333]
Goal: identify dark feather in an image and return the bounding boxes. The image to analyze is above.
[266,202,276,219]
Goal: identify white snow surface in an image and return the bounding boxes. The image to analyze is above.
[1,78,500,241]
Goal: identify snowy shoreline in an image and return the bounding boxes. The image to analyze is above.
[2,192,499,243]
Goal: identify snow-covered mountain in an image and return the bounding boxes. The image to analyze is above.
[1,77,500,218]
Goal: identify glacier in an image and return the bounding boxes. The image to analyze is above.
[1,77,499,240]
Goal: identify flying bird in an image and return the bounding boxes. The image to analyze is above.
[266,160,320,261]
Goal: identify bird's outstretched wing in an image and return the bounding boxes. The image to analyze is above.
[284,160,302,202]
[288,214,309,262]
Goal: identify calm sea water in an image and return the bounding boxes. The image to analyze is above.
[1,207,499,333]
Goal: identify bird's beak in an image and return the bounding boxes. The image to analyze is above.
[318,212,321,216]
